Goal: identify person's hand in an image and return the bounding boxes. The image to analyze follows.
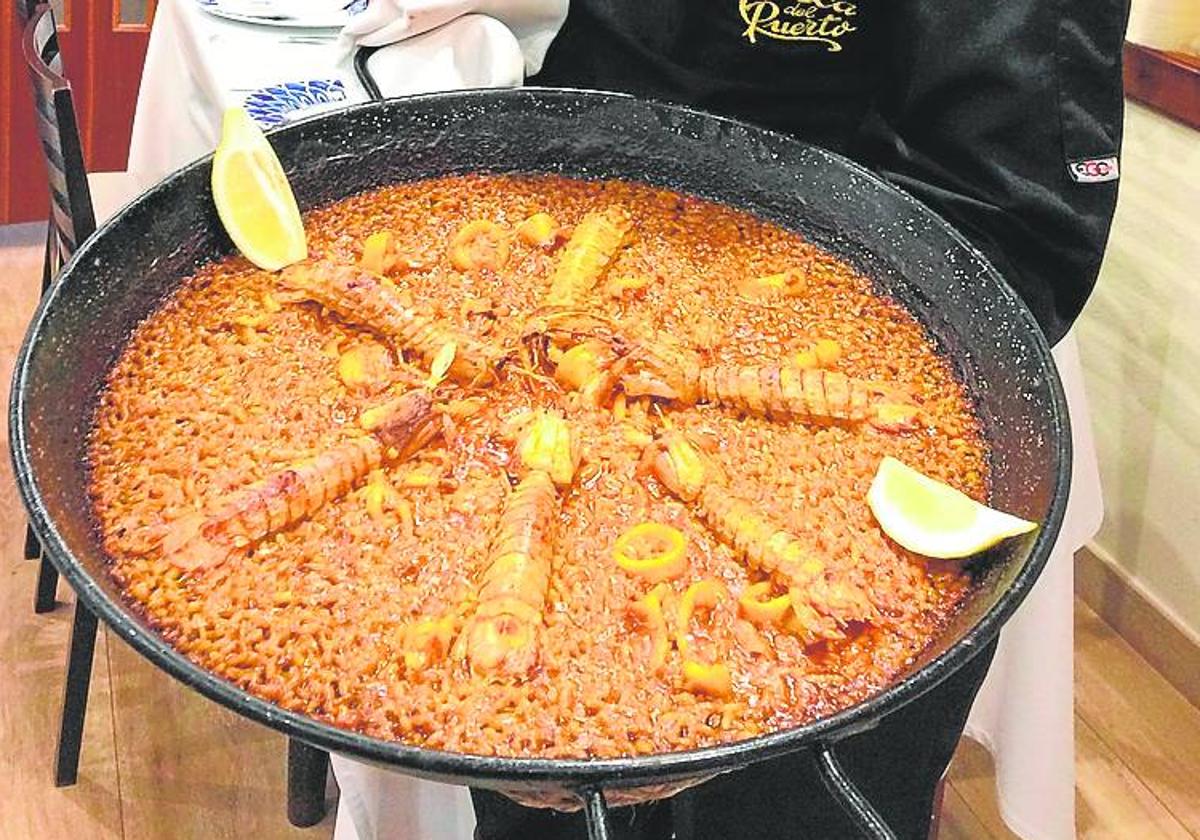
[341,0,567,51]
[341,0,477,48]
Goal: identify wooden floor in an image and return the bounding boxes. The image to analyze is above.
[4,226,1200,839]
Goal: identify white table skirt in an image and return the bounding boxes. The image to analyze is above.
[128,7,1097,835]
[964,332,1101,840]
[127,0,529,180]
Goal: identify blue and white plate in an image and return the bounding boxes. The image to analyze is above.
[196,0,367,29]
[242,79,348,128]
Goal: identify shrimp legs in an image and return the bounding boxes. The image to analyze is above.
[454,411,579,678]
[280,260,502,384]
[641,431,874,643]
[161,388,440,570]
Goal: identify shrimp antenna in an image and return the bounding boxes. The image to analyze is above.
[653,402,674,431]
[426,341,457,389]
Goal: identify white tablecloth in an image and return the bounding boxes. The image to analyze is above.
[127,7,1099,836]
[964,333,1101,840]
[127,0,534,179]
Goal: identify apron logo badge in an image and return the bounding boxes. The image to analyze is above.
[1068,157,1120,184]
[739,0,858,52]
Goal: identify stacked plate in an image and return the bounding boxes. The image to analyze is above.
[196,0,368,28]
[241,79,349,127]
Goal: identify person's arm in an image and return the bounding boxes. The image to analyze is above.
[852,0,1130,345]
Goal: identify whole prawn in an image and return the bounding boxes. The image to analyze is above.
[161,388,439,570]
[456,412,578,678]
[623,339,921,432]
[641,431,873,642]
[279,260,501,384]
[544,205,632,308]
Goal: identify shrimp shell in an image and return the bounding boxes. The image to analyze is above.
[460,470,559,678]
[280,260,499,383]
[544,206,632,308]
[162,390,439,570]
[162,436,385,570]
[645,434,871,641]
[696,487,824,588]
[624,338,919,431]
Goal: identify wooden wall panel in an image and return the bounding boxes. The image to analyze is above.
[5,4,50,223]
[1,4,11,221]
[1125,42,1200,131]
[93,0,155,173]
[2,0,151,223]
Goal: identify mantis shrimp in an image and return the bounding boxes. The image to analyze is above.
[543,205,632,308]
[512,202,635,402]
[279,260,501,384]
[622,338,922,432]
[641,431,874,643]
[513,308,634,408]
[161,387,440,570]
[455,411,579,678]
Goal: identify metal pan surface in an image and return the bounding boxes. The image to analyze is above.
[10,88,1070,811]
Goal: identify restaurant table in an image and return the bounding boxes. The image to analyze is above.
[126,5,1102,836]
[126,0,538,179]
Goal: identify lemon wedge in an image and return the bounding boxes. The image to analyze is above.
[867,456,1037,559]
[211,107,307,271]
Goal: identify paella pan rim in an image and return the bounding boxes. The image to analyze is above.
[9,87,1071,794]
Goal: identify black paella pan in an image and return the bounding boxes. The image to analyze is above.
[10,89,1070,840]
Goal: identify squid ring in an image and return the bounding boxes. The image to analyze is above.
[613,523,688,582]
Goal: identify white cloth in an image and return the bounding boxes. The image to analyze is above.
[965,331,1102,840]
[341,0,566,75]
[330,762,476,840]
[129,0,366,178]
[128,6,1094,836]
[127,0,538,180]
[360,14,525,98]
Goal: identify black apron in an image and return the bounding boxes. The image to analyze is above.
[531,0,1131,345]
[471,3,1128,836]
[534,0,883,154]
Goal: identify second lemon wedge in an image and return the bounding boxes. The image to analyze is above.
[867,456,1037,559]
[211,107,307,271]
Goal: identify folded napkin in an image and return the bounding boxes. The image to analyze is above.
[210,0,360,25]
[362,14,525,97]
[340,0,566,75]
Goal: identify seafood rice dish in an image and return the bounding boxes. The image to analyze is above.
[89,174,988,759]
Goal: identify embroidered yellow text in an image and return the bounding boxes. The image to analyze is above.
[739,0,858,51]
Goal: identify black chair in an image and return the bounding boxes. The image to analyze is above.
[17,0,92,615]
[19,4,330,825]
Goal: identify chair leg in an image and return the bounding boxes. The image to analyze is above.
[287,738,330,827]
[927,776,947,840]
[42,219,56,294]
[55,602,99,787]
[32,220,59,615]
[25,521,42,560]
[31,218,58,619]
[34,554,59,614]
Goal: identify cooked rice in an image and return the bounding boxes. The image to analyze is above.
[88,174,987,758]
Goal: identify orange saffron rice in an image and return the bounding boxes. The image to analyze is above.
[88,175,988,759]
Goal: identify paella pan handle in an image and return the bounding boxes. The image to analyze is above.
[580,787,613,840]
[815,744,899,840]
[352,45,383,101]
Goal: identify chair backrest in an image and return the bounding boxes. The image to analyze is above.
[16,0,41,26]
[22,3,97,272]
